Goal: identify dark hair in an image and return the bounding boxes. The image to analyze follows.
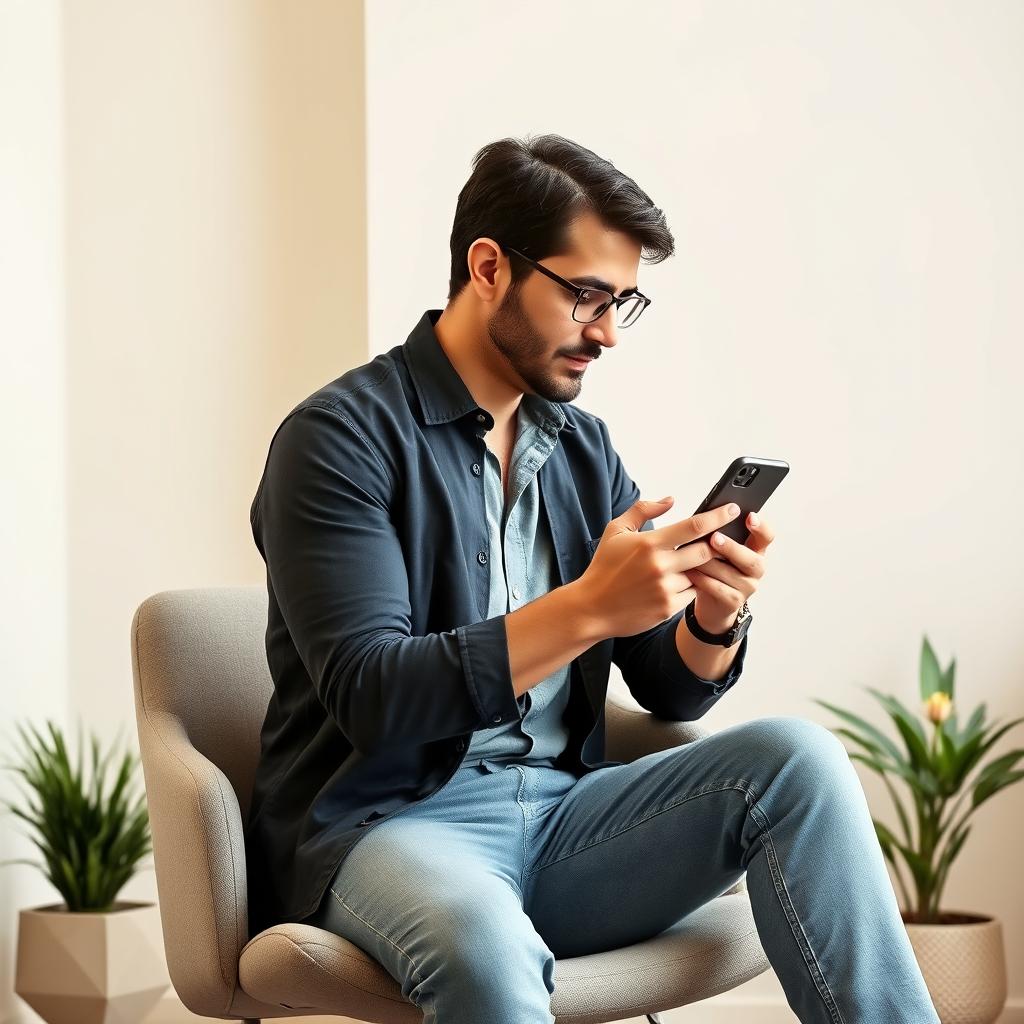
[446,133,675,302]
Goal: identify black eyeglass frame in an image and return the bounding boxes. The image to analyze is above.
[500,244,652,327]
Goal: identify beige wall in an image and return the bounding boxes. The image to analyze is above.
[0,1,69,1017]
[365,0,1024,1017]
[2,1,365,1021]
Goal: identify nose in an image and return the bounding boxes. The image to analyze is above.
[582,311,619,349]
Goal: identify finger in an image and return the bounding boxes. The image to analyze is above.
[699,530,765,578]
[688,557,754,595]
[688,571,745,607]
[668,572,699,598]
[647,501,743,550]
[744,511,775,553]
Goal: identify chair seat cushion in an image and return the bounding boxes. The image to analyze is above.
[237,891,768,1024]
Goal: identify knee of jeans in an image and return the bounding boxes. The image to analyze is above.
[747,715,852,777]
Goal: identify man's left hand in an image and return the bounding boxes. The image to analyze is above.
[687,511,775,632]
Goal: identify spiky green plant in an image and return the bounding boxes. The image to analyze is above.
[0,717,152,911]
[812,636,1024,923]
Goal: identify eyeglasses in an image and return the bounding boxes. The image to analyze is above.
[500,244,652,328]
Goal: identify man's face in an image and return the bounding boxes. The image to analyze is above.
[485,211,642,405]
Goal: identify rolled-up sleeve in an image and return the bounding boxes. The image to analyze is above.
[595,416,748,721]
[252,404,522,754]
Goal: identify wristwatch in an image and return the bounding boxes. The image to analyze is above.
[684,599,752,648]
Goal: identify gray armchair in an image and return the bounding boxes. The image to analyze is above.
[130,586,769,1024]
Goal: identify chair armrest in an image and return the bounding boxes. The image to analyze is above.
[604,684,711,762]
[603,684,747,896]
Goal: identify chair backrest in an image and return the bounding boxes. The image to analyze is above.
[131,585,271,1017]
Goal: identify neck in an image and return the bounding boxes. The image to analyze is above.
[434,302,524,437]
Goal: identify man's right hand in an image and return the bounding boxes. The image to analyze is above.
[579,497,743,638]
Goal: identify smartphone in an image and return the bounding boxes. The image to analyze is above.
[676,457,789,558]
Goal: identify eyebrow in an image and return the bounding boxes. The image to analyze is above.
[570,275,640,298]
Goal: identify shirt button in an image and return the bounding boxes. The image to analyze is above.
[476,413,486,422]
[471,463,481,475]
[511,585,521,600]
[477,551,488,565]
[492,713,502,723]
[455,738,466,751]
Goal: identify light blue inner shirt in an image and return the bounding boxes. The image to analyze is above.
[458,392,573,773]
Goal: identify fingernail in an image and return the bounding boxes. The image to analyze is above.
[750,512,759,527]
[728,504,739,516]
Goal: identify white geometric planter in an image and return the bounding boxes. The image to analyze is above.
[903,910,1008,1024]
[15,899,169,1024]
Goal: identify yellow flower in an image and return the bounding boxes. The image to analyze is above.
[923,691,952,725]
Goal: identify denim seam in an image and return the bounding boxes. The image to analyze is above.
[526,777,753,874]
[511,765,530,893]
[747,801,847,1024]
[328,886,428,997]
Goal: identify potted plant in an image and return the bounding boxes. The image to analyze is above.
[813,635,1022,1024]
[0,717,168,1024]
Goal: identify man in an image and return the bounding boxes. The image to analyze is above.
[244,134,939,1023]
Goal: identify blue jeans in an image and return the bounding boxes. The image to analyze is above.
[304,716,940,1023]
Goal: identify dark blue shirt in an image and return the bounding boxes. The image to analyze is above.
[243,308,749,937]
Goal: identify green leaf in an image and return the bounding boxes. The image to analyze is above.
[930,821,971,916]
[972,769,1024,810]
[951,729,990,786]
[848,752,934,802]
[937,727,959,787]
[898,844,937,893]
[878,767,915,846]
[835,727,894,762]
[961,704,987,743]
[958,718,1024,792]
[865,688,939,792]
[972,749,1024,794]
[941,655,956,705]
[920,636,942,702]
[866,688,929,753]
[811,699,908,767]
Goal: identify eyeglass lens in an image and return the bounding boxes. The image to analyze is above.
[574,290,645,327]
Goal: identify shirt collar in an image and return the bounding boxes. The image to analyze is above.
[403,309,578,433]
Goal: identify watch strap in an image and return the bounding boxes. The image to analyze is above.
[685,599,751,647]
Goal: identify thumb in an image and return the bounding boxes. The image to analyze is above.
[618,495,674,533]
